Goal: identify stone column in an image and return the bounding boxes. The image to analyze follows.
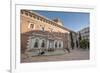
[38,38,41,49]
[47,40,49,49]
[57,41,59,49]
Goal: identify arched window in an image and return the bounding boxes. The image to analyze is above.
[59,42,61,48]
[55,42,57,48]
[41,40,45,48]
[34,39,39,48]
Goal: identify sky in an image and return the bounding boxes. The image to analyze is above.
[34,10,90,32]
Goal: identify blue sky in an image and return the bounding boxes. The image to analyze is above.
[34,10,90,32]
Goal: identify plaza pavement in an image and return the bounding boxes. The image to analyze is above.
[21,49,89,63]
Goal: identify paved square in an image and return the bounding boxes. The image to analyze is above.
[21,49,89,63]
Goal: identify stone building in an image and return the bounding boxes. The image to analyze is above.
[21,10,74,55]
[78,27,89,40]
[77,27,90,49]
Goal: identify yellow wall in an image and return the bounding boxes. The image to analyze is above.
[20,10,70,34]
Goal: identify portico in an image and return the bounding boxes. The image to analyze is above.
[27,34,64,52]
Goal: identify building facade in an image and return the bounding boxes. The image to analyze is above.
[21,10,73,54]
[77,27,90,49]
[77,27,89,40]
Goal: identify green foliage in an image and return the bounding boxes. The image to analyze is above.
[80,39,89,49]
[78,32,82,48]
[70,32,74,49]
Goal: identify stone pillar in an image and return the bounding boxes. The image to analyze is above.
[61,41,63,49]
[47,40,49,49]
[49,40,54,49]
[38,38,41,49]
[57,41,59,49]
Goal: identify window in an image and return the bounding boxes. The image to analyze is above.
[41,40,45,48]
[59,43,61,48]
[28,23,34,30]
[55,42,57,48]
[40,25,45,31]
[34,39,39,48]
[30,24,34,29]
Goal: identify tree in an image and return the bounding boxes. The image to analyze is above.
[80,39,88,49]
[79,32,82,41]
[78,32,82,48]
[70,32,74,50]
[88,41,89,49]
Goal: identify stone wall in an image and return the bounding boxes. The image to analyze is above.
[20,10,71,53]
